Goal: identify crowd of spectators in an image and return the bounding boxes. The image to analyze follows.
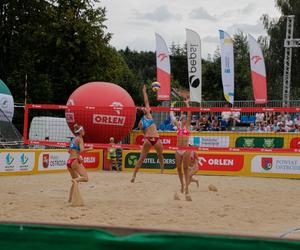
[157,110,300,133]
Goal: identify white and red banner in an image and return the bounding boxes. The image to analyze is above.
[186,29,202,103]
[198,154,244,172]
[219,30,234,104]
[248,34,267,104]
[155,33,170,100]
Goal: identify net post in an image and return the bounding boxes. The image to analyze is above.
[23,104,29,145]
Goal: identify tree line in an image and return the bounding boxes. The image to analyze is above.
[0,0,299,110]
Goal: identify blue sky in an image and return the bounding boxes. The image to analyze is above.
[100,0,281,58]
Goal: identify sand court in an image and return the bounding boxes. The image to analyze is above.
[1,172,300,238]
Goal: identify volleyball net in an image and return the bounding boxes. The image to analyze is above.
[23,104,300,153]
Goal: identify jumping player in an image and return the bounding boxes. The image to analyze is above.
[67,124,92,202]
[131,84,164,183]
[171,99,193,201]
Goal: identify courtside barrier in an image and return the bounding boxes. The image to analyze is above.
[122,150,300,179]
[1,223,300,250]
[0,149,103,176]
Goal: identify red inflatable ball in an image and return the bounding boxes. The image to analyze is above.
[66,82,136,143]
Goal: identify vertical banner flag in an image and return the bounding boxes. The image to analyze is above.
[248,34,267,104]
[186,29,202,103]
[155,33,171,100]
[219,30,234,104]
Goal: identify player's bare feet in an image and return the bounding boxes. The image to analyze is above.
[185,193,192,201]
[174,192,180,200]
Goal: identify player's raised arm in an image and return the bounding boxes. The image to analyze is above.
[170,101,179,127]
[185,98,191,128]
[143,84,150,113]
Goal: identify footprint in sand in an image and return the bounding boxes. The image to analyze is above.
[70,216,80,220]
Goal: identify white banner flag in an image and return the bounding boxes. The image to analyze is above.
[186,29,202,103]
[219,30,234,104]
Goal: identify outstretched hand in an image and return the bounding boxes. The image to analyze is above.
[184,97,190,106]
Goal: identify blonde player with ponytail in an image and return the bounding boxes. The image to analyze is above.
[67,124,92,205]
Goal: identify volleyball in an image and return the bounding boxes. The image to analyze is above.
[151,81,161,92]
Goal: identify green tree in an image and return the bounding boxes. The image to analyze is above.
[233,31,252,101]
[262,0,300,100]
[0,0,142,106]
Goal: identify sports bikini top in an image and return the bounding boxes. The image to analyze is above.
[177,126,190,136]
[70,137,80,151]
[141,116,154,130]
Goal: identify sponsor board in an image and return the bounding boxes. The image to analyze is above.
[198,154,244,172]
[124,152,176,170]
[38,152,68,171]
[124,152,243,172]
[251,156,300,174]
[190,136,229,148]
[135,135,177,146]
[81,152,100,169]
[38,151,101,171]
[236,137,284,148]
[290,138,300,149]
[0,152,35,172]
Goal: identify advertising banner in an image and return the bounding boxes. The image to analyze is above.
[235,137,284,148]
[190,136,230,148]
[81,152,100,169]
[248,34,267,104]
[124,152,176,170]
[38,151,102,171]
[251,155,300,174]
[135,135,177,146]
[155,33,171,100]
[0,152,35,172]
[198,154,244,172]
[38,152,68,171]
[186,29,202,103]
[219,30,234,104]
[290,138,300,149]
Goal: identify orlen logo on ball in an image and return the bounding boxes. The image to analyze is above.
[199,154,244,172]
[93,114,126,126]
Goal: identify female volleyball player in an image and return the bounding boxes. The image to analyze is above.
[131,84,164,183]
[67,124,92,202]
[171,99,192,201]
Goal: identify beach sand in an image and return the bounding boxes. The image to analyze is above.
[1,171,300,238]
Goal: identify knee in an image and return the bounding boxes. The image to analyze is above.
[82,176,89,182]
[139,154,147,162]
[177,166,183,174]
